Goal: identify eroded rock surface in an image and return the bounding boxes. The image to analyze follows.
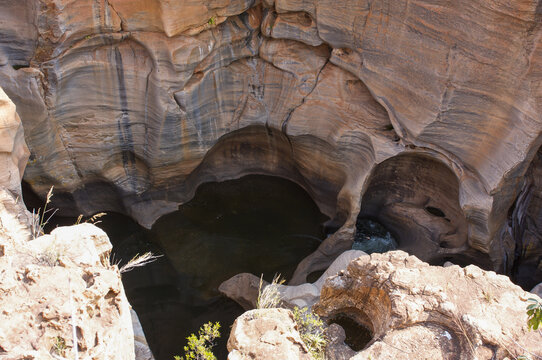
[0,0,541,285]
[227,308,311,360]
[314,251,542,360]
[0,210,135,359]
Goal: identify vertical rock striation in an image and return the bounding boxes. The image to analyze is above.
[0,0,540,283]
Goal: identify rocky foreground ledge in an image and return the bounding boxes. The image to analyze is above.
[229,251,542,360]
[0,189,135,359]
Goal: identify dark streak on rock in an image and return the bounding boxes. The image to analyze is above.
[114,46,137,192]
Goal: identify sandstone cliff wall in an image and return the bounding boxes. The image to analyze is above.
[0,0,541,282]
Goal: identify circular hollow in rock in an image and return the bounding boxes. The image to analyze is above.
[359,153,468,262]
[328,313,373,351]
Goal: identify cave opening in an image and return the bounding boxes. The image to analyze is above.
[24,175,329,360]
[328,313,373,351]
[357,153,472,265]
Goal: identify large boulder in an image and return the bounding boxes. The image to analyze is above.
[227,308,311,360]
[314,251,542,359]
[0,209,135,359]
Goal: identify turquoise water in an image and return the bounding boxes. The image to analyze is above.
[353,218,398,254]
[100,175,328,359]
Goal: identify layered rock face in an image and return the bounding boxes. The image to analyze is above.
[1,0,541,282]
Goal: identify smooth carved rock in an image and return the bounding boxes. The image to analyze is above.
[314,251,542,359]
[227,308,311,360]
[531,283,542,298]
[0,0,541,285]
[220,250,367,309]
[131,309,155,360]
[0,87,33,246]
[0,87,30,198]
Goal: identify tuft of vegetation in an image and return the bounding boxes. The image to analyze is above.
[31,186,58,239]
[118,252,162,274]
[174,322,220,360]
[526,297,542,331]
[207,16,217,26]
[39,241,64,266]
[481,289,494,303]
[256,273,284,309]
[292,307,328,360]
[75,212,107,225]
[51,336,67,357]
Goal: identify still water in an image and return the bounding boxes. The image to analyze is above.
[99,175,328,359]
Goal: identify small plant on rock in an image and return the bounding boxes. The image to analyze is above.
[293,306,328,360]
[118,252,162,273]
[174,321,220,360]
[207,16,216,26]
[40,240,64,266]
[51,336,66,357]
[30,186,58,239]
[526,297,542,330]
[256,273,284,309]
[75,212,107,225]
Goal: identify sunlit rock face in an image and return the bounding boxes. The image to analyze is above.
[314,251,542,359]
[0,87,30,197]
[0,0,541,282]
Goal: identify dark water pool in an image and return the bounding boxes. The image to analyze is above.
[97,175,327,359]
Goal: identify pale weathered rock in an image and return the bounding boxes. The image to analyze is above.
[0,187,34,247]
[0,87,34,250]
[227,308,311,360]
[219,272,265,311]
[314,251,542,359]
[220,250,367,309]
[0,220,135,359]
[27,223,112,267]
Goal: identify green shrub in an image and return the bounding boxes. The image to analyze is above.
[174,322,220,360]
[526,297,542,330]
[293,307,327,360]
